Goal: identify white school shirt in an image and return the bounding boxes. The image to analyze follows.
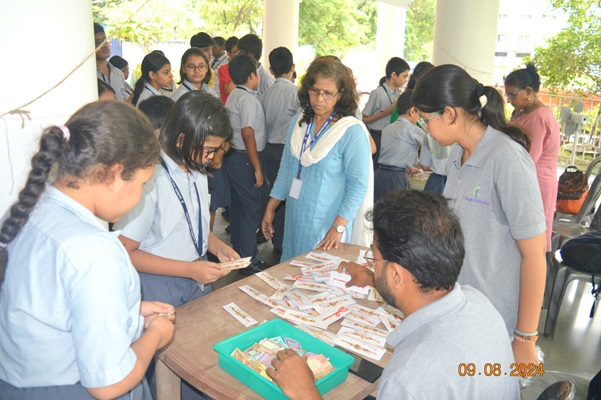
[171,80,219,103]
[135,83,163,107]
[0,186,143,388]
[362,84,399,131]
[114,152,210,261]
[97,62,130,101]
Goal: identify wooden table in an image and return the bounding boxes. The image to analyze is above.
[156,243,392,400]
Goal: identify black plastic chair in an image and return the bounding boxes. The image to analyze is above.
[536,380,576,400]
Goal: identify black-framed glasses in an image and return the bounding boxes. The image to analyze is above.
[308,87,339,101]
[417,110,443,133]
[202,147,221,157]
[186,63,208,71]
[364,248,387,268]
[505,88,523,99]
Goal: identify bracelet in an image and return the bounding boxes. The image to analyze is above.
[513,333,538,343]
[514,329,538,337]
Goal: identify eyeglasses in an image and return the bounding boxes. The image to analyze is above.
[186,63,208,71]
[202,147,221,156]
[505,88,523,99]
[308,87,339,101]
[417,110,443,133]
[364,248,387,268]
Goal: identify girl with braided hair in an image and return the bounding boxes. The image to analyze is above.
[413,64,547,368]
[0,101,174,400]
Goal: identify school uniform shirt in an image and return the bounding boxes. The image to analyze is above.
[257,64,276,100]
[225,86,267,152]
[0,186,143,388]
[170,79,219,103]
[159,81,177,97]
[362,83,399,131]
[444,126,546,335]
[378,116,424,168]
[419,133,452,176]
[136,83,163,107]
[261,77,301,145]
[97,62,131,101]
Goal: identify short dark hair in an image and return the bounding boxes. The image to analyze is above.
[109,55,128,70]
[225,36,239,53]
[298,56,358,125]
[406,61,434,90]
[269,47,294,76]
[97,79,115,97]
[396,90,415,115]
[179,47,210,85]
[93,22,104,35]
[190,32,214,48]
[160,91,232,174]
[385,57,410,79]
[369,190,465,292]
[213,36,225,47]
[237,34,263,61]
[504,63,541,93]
[228,54,257,85]
[138,96,175,130]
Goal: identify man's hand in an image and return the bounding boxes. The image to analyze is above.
[267,349,322,400]
[338,261,375,288]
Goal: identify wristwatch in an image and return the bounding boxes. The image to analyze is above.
[332,224,346,234]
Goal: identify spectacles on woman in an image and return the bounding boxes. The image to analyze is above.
[505,88,523,99]
[202,147,220,156]
[186,63,208,71]
[308,87,339,102]
[417,110,443,133]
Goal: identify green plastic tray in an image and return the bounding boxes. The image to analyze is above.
[213,318,354,400]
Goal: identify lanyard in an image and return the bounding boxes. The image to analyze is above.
[100,66,111,85]
[382,84,396,105]
[296,112,336,178]
[182,81,194,91]
[236,85,251,93]
[160,158,204,258]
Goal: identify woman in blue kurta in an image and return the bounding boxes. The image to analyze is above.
[261,56,371,261]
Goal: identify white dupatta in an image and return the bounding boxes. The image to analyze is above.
[289,115,374,247]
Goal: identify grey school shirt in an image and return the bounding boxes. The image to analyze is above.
[362,83,399,131]
[444,126,546,334]
[257,64,275,100]
[378,116,424,168]
[225,86,266,152]
[419,133,452,176]
[97,62,130,101]
[261,77,301,145]
[378,284,519,399]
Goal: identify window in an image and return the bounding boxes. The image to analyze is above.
[518,35,530,43]
[495,52,508,57]
[516,52,531,58]
[497,34,508,43]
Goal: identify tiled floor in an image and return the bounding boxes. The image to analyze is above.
[210,210,601,399]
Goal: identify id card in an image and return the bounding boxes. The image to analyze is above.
[289,178,302,199]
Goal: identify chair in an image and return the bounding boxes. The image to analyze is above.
[554,172,601,228]
[544,252,601,338]
[536,380,576,400]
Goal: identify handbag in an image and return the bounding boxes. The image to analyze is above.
[556,166,588,214]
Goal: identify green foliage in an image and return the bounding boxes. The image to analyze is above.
[530,1,601,94]
[189,0,263,36]
[405,0,435,62]
[299,0,371,57]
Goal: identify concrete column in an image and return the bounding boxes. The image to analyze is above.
[376,0,409,77]
[432,0,500,84]
[263,0,300,70]
[0,0,97,215]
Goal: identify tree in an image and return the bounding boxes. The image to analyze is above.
[404,0,435,62]
[189,0,263,37]
[530,0,601,95]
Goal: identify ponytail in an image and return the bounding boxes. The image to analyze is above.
[132,77,148,106]
[0,127,67,282]
[413,64,530,151]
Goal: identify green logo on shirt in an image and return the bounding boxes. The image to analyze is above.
[472,186,481,197]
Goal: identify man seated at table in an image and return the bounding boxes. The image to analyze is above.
[266,190,519,399]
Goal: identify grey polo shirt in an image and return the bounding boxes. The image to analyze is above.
[261,77,301,145]
[225,86,266,152]
[444,126,546,334]
[378,116,424,168]
[378,284,519,399]
[257,64,275,100]
[170,80,218,103]
[362,83,399,131]
[97,62,130,101]
[135,84,162,108]
[419,133,453,176]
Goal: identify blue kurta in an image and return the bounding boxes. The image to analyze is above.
[271,115,370,261]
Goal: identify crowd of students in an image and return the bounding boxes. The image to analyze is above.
[0,19,561,400]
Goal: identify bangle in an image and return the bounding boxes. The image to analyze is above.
[514,329,538,337]
[513,333,538,343]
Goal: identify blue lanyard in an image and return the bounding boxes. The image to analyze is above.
[236,85,251,93]
[382,85,395,105]
[160,158,204,258]
[182,81,194,91]
[100,66,111,85]
[296,113,336,178]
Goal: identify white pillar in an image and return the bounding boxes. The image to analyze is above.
[263,0,300,71]
[0,0,97,216]
[432,0,500,84]
[376,0,409,77]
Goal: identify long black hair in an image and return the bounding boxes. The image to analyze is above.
[412,64,530,151]
[0,101,159,284]
[160,91,232,174]
[132,52,170,106]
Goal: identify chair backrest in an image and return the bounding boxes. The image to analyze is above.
[573,173,601,225]
[536,380,575,400]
